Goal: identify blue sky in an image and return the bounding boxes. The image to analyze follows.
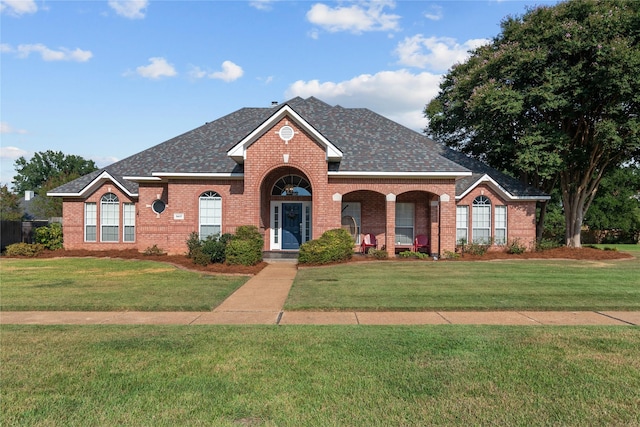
[1,0,557,189]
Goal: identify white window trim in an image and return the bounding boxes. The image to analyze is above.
[472,196,492,245]
[123,203,135,242]
[199,191,222,239]
[100,193,119,242]
[495,205,507,245]
[456,205,469,244]
[395,202,415,246]
[85,202,96,242]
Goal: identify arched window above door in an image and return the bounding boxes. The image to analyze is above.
[271,175,312,196]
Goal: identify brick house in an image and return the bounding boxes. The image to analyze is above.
[49,97,548,256]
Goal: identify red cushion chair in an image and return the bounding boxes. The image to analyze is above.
[361,233,377,254]
[413,234,430,253]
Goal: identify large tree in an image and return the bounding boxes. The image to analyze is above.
[584,164,640,242]
[425,0,640,247]
[0,185,24,221]
[12,150,97,196]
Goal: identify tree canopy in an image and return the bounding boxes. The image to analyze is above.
[12,150,97,196]
[425,0,640,247]
[0,185,23,221]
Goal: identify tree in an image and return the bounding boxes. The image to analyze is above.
[584,165,640,242]
[12,150,97,195]
[0,185,24,221]
[425,0,640,247]
[30,173,82,218]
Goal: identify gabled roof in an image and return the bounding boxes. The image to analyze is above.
[48,96,547,200]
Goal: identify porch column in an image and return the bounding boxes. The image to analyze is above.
[430,200,440,256]
[385,193,396,258]
[439,193,456,255]
[331,193,343,238]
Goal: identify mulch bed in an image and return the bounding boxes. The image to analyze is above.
[9,246,632,275]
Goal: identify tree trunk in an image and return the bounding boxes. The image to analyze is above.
[536,200,548,242]
[561,177,587,248]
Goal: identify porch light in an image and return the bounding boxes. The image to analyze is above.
[284,183,295,195]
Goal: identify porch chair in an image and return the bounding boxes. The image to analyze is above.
[360,233,377,254]
[413,234,430,254]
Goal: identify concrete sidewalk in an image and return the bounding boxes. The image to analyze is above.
[1,262,639,326]
[1,310,638,326]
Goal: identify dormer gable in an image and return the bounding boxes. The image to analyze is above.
[227,103,343,164]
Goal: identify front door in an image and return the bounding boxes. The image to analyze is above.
[282,203,302,249]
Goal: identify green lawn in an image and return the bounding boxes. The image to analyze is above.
[286,254,640,311]
[0,258,249,311]
[2,325,639,426]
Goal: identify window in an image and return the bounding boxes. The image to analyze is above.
[456,205,468,244]
[495,205,507,245]
[123,203,135,242]
[305,205,311,242]
[199,191,222,239]
[472,196,491,244]
[341,202,361,244]
[85,202,96,242]
[101,193,119,242]
[272,175,312,196]
[396,203,414,245]
[151,199,166,214]
[274,205,279,244]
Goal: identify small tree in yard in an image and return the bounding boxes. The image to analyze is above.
[426,0,640,247]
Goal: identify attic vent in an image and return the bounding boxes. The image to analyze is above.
[278,125,294,143]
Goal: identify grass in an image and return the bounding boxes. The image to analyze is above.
[287,253,640,311]
[2,325,639,426]
[0,258,249,311]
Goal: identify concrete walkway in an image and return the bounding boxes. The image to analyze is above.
[1,262,639,326]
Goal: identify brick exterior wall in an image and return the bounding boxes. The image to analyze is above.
[60,117,538,256]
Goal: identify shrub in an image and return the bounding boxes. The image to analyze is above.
[398,250,430,259]
[202,235,227,264]
[298,228,353,265]
[506,238,527,255]
[4,242,45,257]
[186,232,202,258]
[226,239,263,266]
[226,226,263,266]
[143,244,165,256]
[191,247,211,266]
[463,242,489,256]
[34,223,63,250]
[536,238,561,252]
[369,248,389,259]
[442,250,460,260]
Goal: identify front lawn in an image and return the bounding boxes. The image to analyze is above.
[0,258,249,311]
[2,325,639,426]
[286,256,640,311]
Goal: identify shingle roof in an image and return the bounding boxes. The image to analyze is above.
[49,96,546,199]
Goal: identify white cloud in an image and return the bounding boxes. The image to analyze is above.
[0,146,28,160]
[211,61,243,82]
[286,69,443,131]
[306,0,400,34]
[135,57,177,79]
[424,5,443,21]
[0,0,37,16]
[191,61,244,82]
[108,0,148,19]
[395,35,489,72]
[249,0,274,11]
[3,43,93,62]
[1,122,27,134]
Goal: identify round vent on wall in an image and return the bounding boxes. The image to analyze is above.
[152,199,166,214]
[278,125,294,143]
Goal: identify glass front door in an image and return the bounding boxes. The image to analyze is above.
[282,203,302,249]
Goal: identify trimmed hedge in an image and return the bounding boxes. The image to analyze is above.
[298,228,354,265]
[4,243,45,257]
[226,226,263,266]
